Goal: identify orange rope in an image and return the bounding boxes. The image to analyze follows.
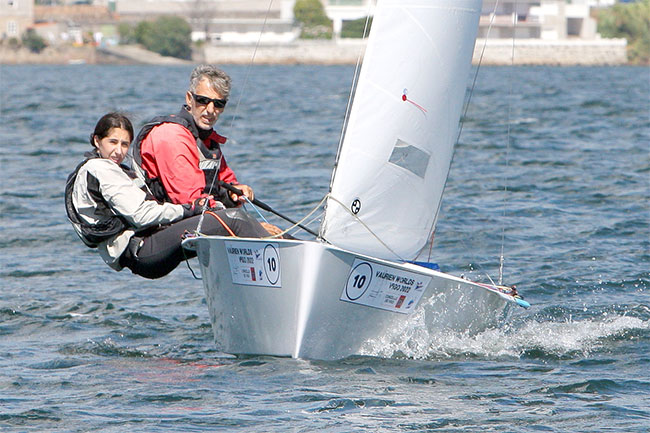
[206,211,237,237]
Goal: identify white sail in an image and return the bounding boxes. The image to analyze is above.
[184,0,528,361]
[321,0,482,261]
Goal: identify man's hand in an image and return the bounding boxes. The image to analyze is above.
[230,184,254,204]
[260,222,284,237]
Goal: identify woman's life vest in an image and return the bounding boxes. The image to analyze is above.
[64,151,133,248]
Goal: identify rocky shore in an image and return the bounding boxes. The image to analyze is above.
[1,39,628,66]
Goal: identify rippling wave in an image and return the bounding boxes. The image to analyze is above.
[1,65,648,432]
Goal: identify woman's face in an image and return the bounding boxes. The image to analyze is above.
[94,127,131,165]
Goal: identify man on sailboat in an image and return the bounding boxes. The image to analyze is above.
[130,64,282,235]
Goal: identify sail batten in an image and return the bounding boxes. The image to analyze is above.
[321,0,482,261]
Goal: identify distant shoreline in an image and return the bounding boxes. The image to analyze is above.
[1,39,629,66]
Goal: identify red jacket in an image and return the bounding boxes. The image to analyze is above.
[139,122,237,205]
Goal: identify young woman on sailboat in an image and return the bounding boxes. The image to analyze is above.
[65,112,270,279]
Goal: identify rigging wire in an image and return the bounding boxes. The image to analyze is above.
[327,194,406,262]
[425,1,500,264]
[499,2,518,285]
[196,0,275,234]
[186,0,277,274]
[261,194,330,239]
[323,1,376,239]
[227,0,275,133]
[328,2,374,190]
[433,0,517,287]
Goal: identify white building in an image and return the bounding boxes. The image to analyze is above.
[479,0,600,40]
[115,0,298,44]
[1,0,34,39]
[323,0,375,39]
[322,0,603,41]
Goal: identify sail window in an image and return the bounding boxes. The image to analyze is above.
[388,139,430,178]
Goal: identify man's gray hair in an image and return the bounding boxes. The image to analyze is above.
[189,65,232,99]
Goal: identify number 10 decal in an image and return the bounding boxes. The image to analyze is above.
[263,244,280,285]
[345,262,373,300]
[341,258,431,314]
[225,241,281,287]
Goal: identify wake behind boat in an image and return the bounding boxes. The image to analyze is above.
[182,0,529,360]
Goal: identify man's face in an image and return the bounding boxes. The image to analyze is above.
[186,78,226,130]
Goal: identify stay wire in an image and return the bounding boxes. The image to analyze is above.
[425,1,499,264]
[327,1,375,196]
[257,194,329,240]
[455,1,499,147]
[227,0,274,133]
[196,0,275,235]
[431,1,504,284]
[499,2,517,285]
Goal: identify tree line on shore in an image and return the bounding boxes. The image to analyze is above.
[3,0,648,65]
[596,0,649,65]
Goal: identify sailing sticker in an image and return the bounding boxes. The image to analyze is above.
[351,198,361,215]
[225,241,281,288]
[341,259,431,314]
[345,262,373,300]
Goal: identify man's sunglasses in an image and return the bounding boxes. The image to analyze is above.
[191,92,228,108]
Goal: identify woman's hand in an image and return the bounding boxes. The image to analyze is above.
[182,196,213,218]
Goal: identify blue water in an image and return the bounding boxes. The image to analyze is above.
[1,64,648,432]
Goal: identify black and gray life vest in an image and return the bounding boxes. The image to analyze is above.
[129,107,233,206]
[64,151,131,248]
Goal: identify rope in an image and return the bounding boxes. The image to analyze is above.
[326,194,406,262]
[243,196,270,224]
[261,194,329,239]
[182,242,202,280]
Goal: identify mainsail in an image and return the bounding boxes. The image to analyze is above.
[320,0,481,261]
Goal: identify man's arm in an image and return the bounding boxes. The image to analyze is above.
[218,155,237,184]
[218,155,254,203]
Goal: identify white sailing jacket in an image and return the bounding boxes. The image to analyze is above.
[70,157,185,269]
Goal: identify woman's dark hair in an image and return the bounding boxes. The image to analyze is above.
[89,112,134,147]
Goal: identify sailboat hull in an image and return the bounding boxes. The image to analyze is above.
[183,236,515,360]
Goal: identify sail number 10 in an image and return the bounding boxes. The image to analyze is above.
[344,262,373,300]
[263,244,280,285]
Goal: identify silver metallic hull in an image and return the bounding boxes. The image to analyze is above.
[183,236,515,360]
